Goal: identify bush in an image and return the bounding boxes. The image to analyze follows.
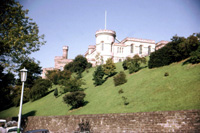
[93,65,105,86]
[118,89,124,94]
[103,58,116,77]
[122,96,129,105]
[29,79,52,101]
[113,71,127,86]
[164,72,169,77]
[188,46,200,64]
[54,88,58,97]
[63,91,86,108]
[122,57,132,70]
[128,55,146,74]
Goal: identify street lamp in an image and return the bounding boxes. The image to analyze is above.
[17,67,27,133]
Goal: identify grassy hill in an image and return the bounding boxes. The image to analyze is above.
[0,61,200,118]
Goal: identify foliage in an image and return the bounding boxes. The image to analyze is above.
[95,52,103,65]
[128,55,146,74]
[0,65,15,110]
[103,58,116,77]
[93,65,105,86]
[164,72,169,77]
[46,70,71,85]
[61,76,85,93]
[118,89,124,94]
[17,58,42,88]
[188,46,200,64]
[29,78,52,101]
[64,55,91,77]
[63,91,86,108]
[76,120,92,132]
[54,88,58,97]
[122,57,132,70]
[12,85,30,107]
[148,34,200,68]
[0,0,45,69]
[122,96,129,105]
[113,71,127,86]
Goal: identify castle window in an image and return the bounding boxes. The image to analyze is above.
[139,45,142,54]
[131,44,134,53]
[117,47,119,53]
[148,46,151,55]
[102,41,104,51]
[111,42,113,52]
[122,48,123,53]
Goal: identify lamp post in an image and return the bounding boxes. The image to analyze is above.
[17,67,27,133]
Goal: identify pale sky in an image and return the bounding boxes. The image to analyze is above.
[18,0,200,69]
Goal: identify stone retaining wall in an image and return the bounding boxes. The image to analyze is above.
[24,110,200,132]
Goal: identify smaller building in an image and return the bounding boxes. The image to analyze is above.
[42,46,73,79]
[155,41,169,50]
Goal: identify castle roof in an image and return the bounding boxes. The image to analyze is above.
[121,37,155,44]
[113,43,127,47]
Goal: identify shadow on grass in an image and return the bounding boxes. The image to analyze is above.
[22,110,37,117]
[182,59,191,66]
[69,101,89,110]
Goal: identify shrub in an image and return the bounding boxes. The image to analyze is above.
[113,71,127,86]
[93,65,105,86]
[122,57,132,70]
[164,72,169,77]
[118,89,124,94]
[128,55,146,74]
[188,46,200,64]
[63,91,86,108]
[54,88,58,97]
[61,77,85,93]
[29,79,52,101]
[122,96,129,105]
[103,58,116,77]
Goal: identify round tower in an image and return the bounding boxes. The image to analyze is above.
[95,30,116,64]
[95,30,116,55]
[62,46,68,59]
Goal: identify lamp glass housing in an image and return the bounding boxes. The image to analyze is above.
[20,67,27,82]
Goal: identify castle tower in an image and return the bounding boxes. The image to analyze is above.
[95,30,116,63]
[62,46,68,59]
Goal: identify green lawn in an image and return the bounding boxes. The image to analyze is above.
[0,61,200,118]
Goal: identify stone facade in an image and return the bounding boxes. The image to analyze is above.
[85,29,169,66]
[42,46,72,79]
[23,110,200,132]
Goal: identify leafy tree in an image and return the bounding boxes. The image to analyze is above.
[0,0,45,69]
[29,78,52,101]
[103,58,116,77]
[128,55,146,74]
[61,76,85,93]
[93,65,104,86]
[54,88,58,97]
[63,91,86,109]
[188,45,200,64]
[0,64,15,110]
[113,71,127,86]
[17,58,42,88]
[122,57,132,70]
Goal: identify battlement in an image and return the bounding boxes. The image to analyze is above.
[95,29,116,37]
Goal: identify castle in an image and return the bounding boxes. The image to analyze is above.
[42,46,72,79]
[42,29,168,79]
[85,29,168,66]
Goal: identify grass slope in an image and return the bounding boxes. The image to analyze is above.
[0,61,200,118]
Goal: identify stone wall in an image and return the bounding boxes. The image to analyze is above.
[24,110,200,132]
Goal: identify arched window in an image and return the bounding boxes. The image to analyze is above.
[111,42,113,52]
[122,48,123,53]
[148,46,151,55]
[139,45,142,54]
[102,41,104,51]
[117,47,119,53]
[130,44,134,53]
[120,47,121,53]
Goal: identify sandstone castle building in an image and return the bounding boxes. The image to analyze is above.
[42,28,168,79]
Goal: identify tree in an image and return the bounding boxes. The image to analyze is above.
[93,65,104,86]
[29,78,52,101]
[128,55,146,74]
[113,71,127,86]
[0,64,15,110]
[54,88,58,97]
[103,58,116,77]
[63,91,86,109]
[17,58,42,88]
[0,0,45,69]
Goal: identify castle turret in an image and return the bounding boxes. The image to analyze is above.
[62,46,68,59]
